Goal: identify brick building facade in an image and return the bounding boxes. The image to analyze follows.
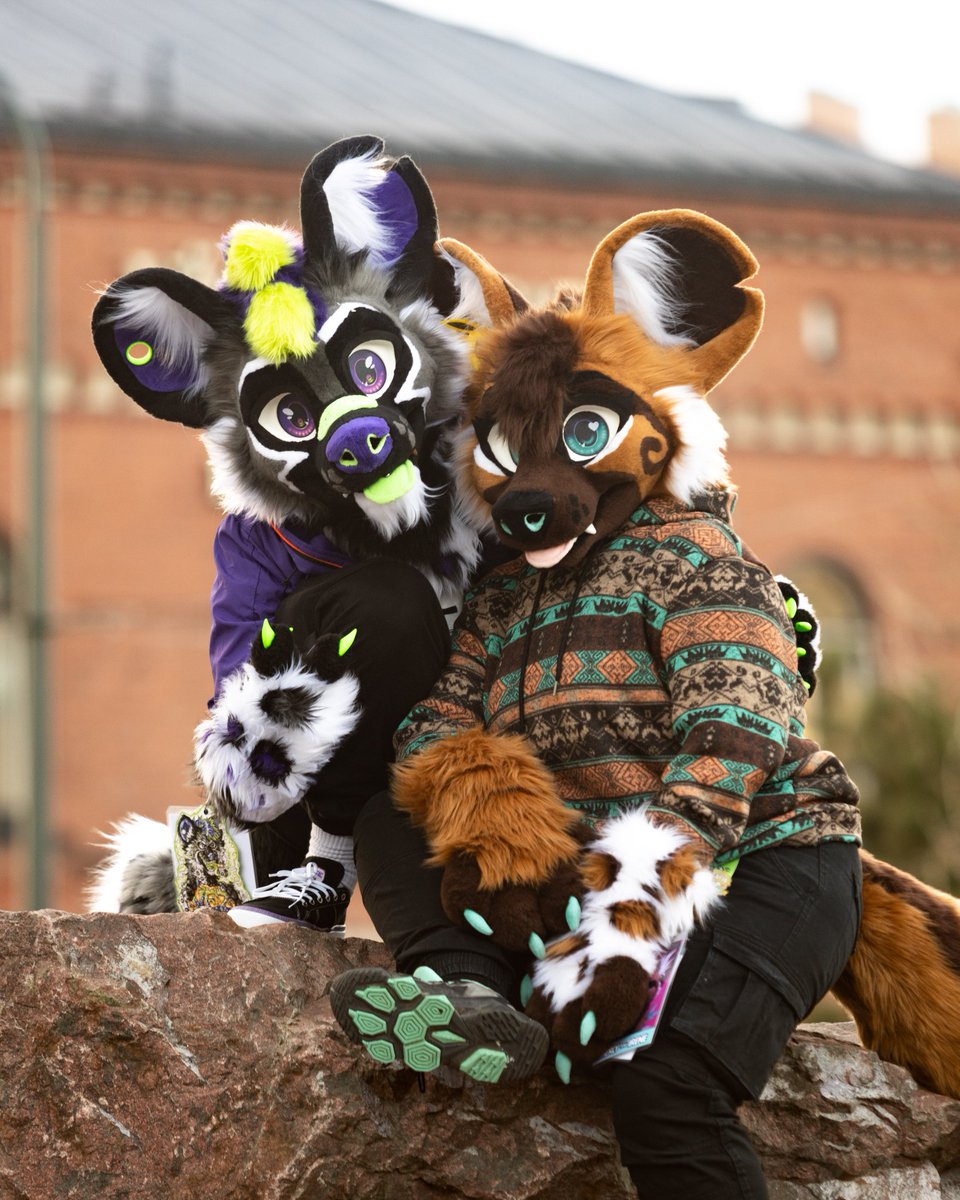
[1,2,959,912]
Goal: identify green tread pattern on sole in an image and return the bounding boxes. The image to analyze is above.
[459,1048,508,1083]
[331,967,547,1085]
[362,1038,397,1064]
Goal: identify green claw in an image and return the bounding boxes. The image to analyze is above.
[565,895,582,932]
[520,974,533,1007]
[529,932,546,960]
[797,647,807,657]
[795,620,813,633]
[261,618,276,649]
[338,627,358,657]
[803,680,812,692]
[463,908,494,937]
[555,1051,572,1085]
[579,1011,597,1046]
[785,596,798,619]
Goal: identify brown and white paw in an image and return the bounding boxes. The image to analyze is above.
[526,808,721,1075]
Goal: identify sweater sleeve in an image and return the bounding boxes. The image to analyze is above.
[650,550,803,854]
[393,602,490,762]
[208,515,294,702]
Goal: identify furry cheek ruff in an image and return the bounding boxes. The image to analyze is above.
[656,384,731,505]
[194,660,361,824]
[531,808,722,1011]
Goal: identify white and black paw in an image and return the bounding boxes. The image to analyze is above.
[775,575,821,696]
[526,809,721,1073]
[195,621,361,823]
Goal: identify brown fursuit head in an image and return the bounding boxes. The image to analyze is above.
[442,211,762,569]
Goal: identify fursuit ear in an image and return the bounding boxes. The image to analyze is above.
[91,268,234,427]
[299,135,454,308]
[439,237,529,330]
[582,210,764,392]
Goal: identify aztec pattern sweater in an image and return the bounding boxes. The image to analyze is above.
[395,496,861,859]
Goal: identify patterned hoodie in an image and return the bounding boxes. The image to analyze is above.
[395,494,860,860]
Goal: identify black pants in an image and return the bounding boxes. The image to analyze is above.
[247,561,450,879]
[355,789,863,1199]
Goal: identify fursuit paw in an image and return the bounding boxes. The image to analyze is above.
[776,575,821,696]
[195,620,361,823]
[525,808,722,1077]
[441,846,588,956]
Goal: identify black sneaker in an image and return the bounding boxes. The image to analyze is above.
[228,857,350,933]
[330,965,548,1084]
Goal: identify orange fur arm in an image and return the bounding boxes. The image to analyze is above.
[392,726,582,890]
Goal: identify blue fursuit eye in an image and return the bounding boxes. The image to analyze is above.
[563,409,611,459]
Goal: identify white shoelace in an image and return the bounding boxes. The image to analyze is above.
[252,864,339,903]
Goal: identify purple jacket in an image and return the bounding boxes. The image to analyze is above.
[208,513,353,701]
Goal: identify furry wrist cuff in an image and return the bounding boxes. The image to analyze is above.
[392,727,581,890]
[195,656,360,824]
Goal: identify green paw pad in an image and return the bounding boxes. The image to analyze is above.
[459,1048,508,1083]
[388,976,422,1002]
[362,1039,397,1064]
[403,1042,442,1071]
[349,1009,387,1036]
[356,986,396,1013]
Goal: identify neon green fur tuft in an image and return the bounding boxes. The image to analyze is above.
[244,283,316,363]
[223,222,298,293]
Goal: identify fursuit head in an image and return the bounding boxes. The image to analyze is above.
[87,137,484,912]
[392,211,960,1098]
[92,135,478,586]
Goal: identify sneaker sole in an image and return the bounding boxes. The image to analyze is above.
[228,906,346,935]
[330,967,547,1084]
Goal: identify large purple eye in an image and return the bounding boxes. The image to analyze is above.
[259,393,317,442]
[346,339,396,396]
[277,398,316,438]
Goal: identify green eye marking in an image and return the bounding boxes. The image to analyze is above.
[125,340,153,366]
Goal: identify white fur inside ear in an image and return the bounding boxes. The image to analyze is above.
[611,233,697,349]
[109,286,213,394]
[442,247,493,327]
[324,152,395,260]
[657,385,730,504]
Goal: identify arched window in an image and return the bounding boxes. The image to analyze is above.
[800,297,841,365]
[785,558,874,732]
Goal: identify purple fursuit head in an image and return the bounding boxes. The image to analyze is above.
[92,135,479,584]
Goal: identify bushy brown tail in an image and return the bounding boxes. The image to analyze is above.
[831,850,960,1098]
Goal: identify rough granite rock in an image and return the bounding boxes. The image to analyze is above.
[1,910,959,1199]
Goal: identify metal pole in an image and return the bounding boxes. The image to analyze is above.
[0,75,49,910]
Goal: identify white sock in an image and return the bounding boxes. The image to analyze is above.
[308,826,357,892]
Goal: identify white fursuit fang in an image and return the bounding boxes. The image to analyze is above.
[531,808,723,1012]
[194,659,361,824]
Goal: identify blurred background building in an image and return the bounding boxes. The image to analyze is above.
[1,0,959,915]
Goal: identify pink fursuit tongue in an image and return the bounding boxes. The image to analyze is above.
[525,540,576,569]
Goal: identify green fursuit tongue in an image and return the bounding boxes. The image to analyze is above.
[362,460,416,504]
